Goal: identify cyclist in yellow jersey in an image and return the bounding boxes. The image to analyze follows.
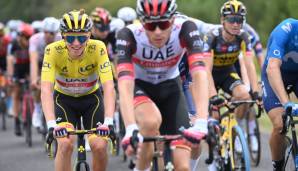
[41,9,115,171]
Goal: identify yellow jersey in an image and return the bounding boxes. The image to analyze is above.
[41,39,113,97]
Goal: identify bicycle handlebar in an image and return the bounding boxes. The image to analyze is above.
[280,106,292,134]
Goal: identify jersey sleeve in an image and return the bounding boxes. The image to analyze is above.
[41,45,56,83]
[179,20,208,73]
[97,42,114,84]
[115,27,136,80]
[267,19,294,60]
[29,34,38,53]
[240,31,253,57]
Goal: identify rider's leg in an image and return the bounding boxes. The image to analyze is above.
[12,83,21,135]
[173,146,191,171]
[55,135,75,171]
[89,136,108,171]
[268,107,287,169]
[135,101,162,170]
[232,84,251,121]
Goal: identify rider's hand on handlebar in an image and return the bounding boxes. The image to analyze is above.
[96,117,114,136]
[251,91,262,105]
[53,126,68,138]
[182,119,207,145]
[121,124,139,156]
[284,102,298,116]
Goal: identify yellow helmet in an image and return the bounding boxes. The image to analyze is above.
[220,0,247,17]
[60,9,93,33]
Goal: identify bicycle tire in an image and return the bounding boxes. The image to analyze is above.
[284,136,296,171]
[25,97,32,147]
[75,161,90,171]
[245,107,261,166]
[1,100,6,130]
[230,125,251,171]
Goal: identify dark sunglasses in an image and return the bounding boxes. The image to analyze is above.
[224,16,244,24]
[143,20,172,31]
[65,35,88,44]
[95,23,110,32]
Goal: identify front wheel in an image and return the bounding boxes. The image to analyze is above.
[75,161,90,171]
[246,107,261,166]
[229,125,251,171]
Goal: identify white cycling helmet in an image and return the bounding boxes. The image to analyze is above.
[117,7,137,24]
[42,17,60,33]
[110,18,125,32]
[7,19,23,31]
[31,20,43,33]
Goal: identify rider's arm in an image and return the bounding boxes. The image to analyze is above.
[6,43,14,78]
[254,42,264,69]
[266,58,289,104]
[97,43,116,120]
[203,31,218,98]
[116,28,137,126]
[239,52,250,89]
[180,20,209,120]
[29,35,39,86]
[40,45,56,127]
[242,33,259,92]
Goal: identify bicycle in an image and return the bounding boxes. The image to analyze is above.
[208,95,261,171]
[223,92,263,166]
[280,85,298,171]
[46,118,116,171]
[244,100,262,166]
[128,130,213,171]
[18,78,34,147]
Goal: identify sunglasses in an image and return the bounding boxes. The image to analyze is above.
[143,20,172,31]
[95,23,110,32]
[65,35,88,44]
[224,16,244,24]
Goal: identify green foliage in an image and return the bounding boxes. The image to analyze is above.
[1,0,298,44]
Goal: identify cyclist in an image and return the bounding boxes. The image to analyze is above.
[31,20,43,34]
[7,23,34,136]
[41,9,115,171]
[0,22,11,72]
[117,6,137,25]
[116,0,209,170]
[204,0,260,150]
[29,17,61,129]
[261,18,298,170]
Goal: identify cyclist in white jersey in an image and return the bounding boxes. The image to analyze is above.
[29,17,61,128]
[117,0,210,170]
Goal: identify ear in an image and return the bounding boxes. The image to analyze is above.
[220,16,224,25]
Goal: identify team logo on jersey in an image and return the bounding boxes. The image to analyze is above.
[55,45,65,53]
[42,61,51,72]
[142,45,175,60]
[281,22,292,33]
[100,48,106,56]
[45,48,50,55]
[99,61,112,73]
[189,30,200,37]
[78,64,96,75]
[116,39,129,46]
[230,72,240,80]
[87,45,96,53]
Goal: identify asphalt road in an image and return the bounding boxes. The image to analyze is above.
[0,116,273,171]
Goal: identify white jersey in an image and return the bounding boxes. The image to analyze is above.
[29,32,61,63]
[126,18,186,84]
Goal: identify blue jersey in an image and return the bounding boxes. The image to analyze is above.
[264,18,298,72]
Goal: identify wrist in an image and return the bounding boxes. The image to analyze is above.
[47,120,57,129]
[103,117,114,126]
[125,124,138,136]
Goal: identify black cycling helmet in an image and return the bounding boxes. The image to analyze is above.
[136,0,177,22]
[220,0,247,17]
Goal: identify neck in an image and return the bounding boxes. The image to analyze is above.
[222,29,235,42]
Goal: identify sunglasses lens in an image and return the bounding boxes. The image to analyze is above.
[144,21,171,31]
[225,16,244,24]
[77,36,88,44]
[65,36,76,44]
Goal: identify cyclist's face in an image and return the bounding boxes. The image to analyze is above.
[91,23,110,39]
[143,18,174,48]
[222,15,244,35]
[17,34,30,47]
[44,31,57,44]
[64,32,90,58]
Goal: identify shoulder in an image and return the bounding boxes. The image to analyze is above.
[44,40,67,57]
[86,39,107,56]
